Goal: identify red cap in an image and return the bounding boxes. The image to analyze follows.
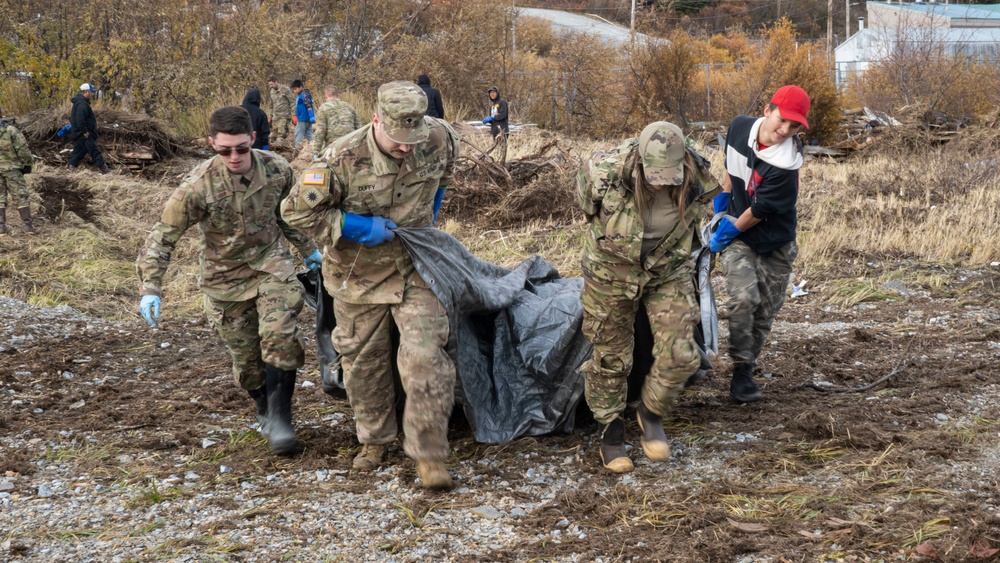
[770,85,810,129]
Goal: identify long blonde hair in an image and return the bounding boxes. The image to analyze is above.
[634,150,699,220]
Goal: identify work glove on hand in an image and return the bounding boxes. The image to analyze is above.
[307,109,316,123]
[481,116,494,124]
[341,213,397,247]
[304,249,322,271]
[262,145,268,151]
[709,217,743,253]
[57,124,72,137]
[140,295,161,328]
[713,192,731,214]
[432,187,446,225]
[20,165,31,175]
[267,117,272,124]
[292,116,298,125]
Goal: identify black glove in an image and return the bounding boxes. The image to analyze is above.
[20,165,31,175]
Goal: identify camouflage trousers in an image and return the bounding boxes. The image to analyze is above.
[333,273,454,462]
[582,271,701,426]
[203,274,306,391]
[272,118,292,141]
[721,240,797,366]
[0,170,29,209]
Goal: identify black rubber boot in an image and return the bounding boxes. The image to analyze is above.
[0,207,6,236]
[636,401,671,462]
[17,207,34,234]
[599,418,634,474]
[246,385,268,433]
[730,363,762,403]
[264,365,297,455]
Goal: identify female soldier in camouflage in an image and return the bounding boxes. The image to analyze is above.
[578,122,720,473]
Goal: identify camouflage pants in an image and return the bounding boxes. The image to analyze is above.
[0,170,29,209]
[582,272,701,426]
[333,273,454,462]
[721,240,797,366]
[272,118,292,141]
[203,274,306,391]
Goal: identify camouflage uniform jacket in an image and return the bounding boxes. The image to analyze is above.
[313,99,362,153]
[280,117,460,305]
[0,122,32,172]
[578,138,720,293]
[270,85,295,120]
[137,150,318,301]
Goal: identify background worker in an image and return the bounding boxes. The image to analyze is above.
[281,80,460,490]
[136,106,322,456]
[417,74,444,120]
[267,75,296,143]
[578,121,720,474]
[68,83,110,174]
[291,79,315,149]
[0,108,35,235]
[313,85,361,156]
[242,87,271,150]
[481,86,508,139]
[709,85,810,404]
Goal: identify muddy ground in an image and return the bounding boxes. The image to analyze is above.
[3,250,1000,561]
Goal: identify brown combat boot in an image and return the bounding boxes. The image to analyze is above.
[17,207,34,234]
[0,207,6,235]
[352,444,388,471]
[416,460,453,491]
[599,418,634,474]
[99,163,111,174]
[636,401,671,462]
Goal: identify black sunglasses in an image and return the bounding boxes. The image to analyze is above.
[216,145,252,156]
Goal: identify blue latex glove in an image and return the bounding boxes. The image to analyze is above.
[709,217,743,253]
[307,109,316,123]
[481,116,494,124]
[57,124,72,137]
[341,213,397,247]
[713,192,731,214]
[140,295,161,328]
[432,187,446,224]
[304,249,322,271]
[262,145,268,151]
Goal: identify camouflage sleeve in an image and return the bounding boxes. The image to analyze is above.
[577,153,602,218]
[313,105,329,150]
[438,121,461,187]
[352,109,361,131]
[135,184,203,296]
[280,162,344,247]
[275,164,319,256]
[12,128,32,167]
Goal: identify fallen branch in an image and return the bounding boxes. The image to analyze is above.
[801,361,910,393]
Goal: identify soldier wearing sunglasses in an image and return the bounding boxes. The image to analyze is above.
[136,105,323,456]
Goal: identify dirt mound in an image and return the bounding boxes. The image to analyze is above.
[17,107,199,170]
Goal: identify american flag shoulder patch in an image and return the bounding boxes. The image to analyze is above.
[303,171,326,185]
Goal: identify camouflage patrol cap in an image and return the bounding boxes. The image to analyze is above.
[638,121,686,186]
[377,80,429,145]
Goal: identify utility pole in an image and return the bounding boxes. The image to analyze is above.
[511,0,516,61]
[630,0,636,47]
[777,0,781,19]
[827,0,834,61]
[845,0,851,39]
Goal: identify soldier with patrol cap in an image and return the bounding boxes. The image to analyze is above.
[578,121,720,474]
[0,107,36,235]
[136,105,322,456]
[281,80,460,490]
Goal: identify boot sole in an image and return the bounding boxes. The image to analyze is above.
[730,390,763,403]
[599,449,634,473]
[636,413,671,462]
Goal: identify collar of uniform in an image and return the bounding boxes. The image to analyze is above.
[211,150,264,191]
[365,124,402,177]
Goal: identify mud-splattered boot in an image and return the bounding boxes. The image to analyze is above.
[353,444,388,471]
[599,418,634,474]
[730,363,762,403]
[247,385,268,434]
[17,207,34,234]
[0,207,7,236]
[636,401,671,462]
[416,460,453,491]
[264,365,297,455]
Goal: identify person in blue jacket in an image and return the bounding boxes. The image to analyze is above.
[291,79,315,149]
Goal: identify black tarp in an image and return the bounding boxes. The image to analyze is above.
[299,227,718,444]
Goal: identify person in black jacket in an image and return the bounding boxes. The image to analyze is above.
[417,74,444,120]
[242,87,271,150]
[481,86,509,139]
[69,83,110,173]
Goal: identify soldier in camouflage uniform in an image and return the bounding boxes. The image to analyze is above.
[313,85,361,156]
[267,75,296,143]
[578,121,720,473]
[281,80,460,490]
[136,106,322,456]
[0,108,35,235]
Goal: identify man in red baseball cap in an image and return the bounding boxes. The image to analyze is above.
[709,84,810,403]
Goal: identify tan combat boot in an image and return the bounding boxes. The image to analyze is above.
[0,207,6,235]
[416,460,452,491]
[636,401,671,462]
[599,418,634,474]
[17,206,34,234]
[353,443,388,471]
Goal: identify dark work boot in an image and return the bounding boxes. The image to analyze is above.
[598,418,634,474]
[264,365,298,455]
[636,401,671,462]
[730,363,762,403]
[246,385,268,433]
[17,207,34,234]
[98,163,111,174]
[0,207,6,236]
